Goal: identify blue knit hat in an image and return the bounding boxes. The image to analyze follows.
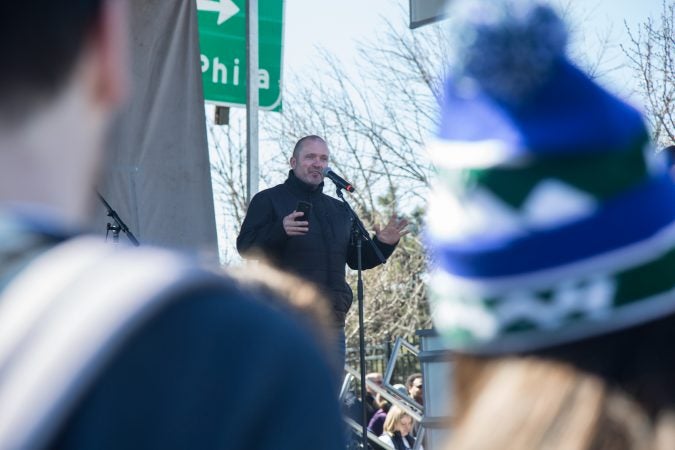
[426,0,675,353]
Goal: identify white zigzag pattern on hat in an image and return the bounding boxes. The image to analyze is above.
[494,276,615,328]
[522,179,597,229]
[427,179,597,242]
[426,185,523,242]
[426,139,525,169]
[432,295,499,340]
[431,271,616,340]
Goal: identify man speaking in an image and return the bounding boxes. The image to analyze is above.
[237,135,408,368]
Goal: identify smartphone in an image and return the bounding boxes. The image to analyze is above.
[296,201,312,223]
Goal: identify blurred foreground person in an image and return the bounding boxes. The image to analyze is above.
[0,1,343,449]
[426,1,675,449]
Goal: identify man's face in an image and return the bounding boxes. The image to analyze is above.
[290,140,329,188]
[409,377,423,404]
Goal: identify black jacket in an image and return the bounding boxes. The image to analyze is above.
[236,170,396,326]
[391,432,415,450]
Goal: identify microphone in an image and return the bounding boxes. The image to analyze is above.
[322,167,356,192]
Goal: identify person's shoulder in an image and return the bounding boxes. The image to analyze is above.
[250,183,287,202]
[250,185,275,199]
[164,270,341,405]
[164,268,326,352]
[92,244,324,373]
[114,260,336,384]
[41,252,343,450]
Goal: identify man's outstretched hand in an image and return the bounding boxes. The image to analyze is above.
[374,215,409,245]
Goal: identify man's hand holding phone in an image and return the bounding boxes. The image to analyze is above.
[283,201,312,236]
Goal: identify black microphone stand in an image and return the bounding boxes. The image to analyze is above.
[96,191,140,246]
[335,186,386,450]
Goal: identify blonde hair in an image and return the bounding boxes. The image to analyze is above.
[383,405,412,435]
[449,355,675,450]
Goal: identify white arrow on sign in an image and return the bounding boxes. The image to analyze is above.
[197,0,239,25]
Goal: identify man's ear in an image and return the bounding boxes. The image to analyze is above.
[88,0,129,109]
[290,156,297,169]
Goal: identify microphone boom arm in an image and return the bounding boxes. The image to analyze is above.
[96,191,140,246]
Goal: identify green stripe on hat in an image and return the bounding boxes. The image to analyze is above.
[436,133,651,210]
[614,244,675,306]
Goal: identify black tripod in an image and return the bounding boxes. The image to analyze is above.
[335,187,386,450]
[96,192,140,246]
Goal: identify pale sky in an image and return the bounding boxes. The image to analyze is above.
[283,0,666,108]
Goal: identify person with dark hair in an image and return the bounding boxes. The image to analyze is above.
[405,373,423,406]
[364,372,384,422]
[425,1,675,448]
[237,135,409,370]
[0,2,344,449]
[367,393,391,437]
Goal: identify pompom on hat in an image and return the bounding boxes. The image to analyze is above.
[426,0,675,353]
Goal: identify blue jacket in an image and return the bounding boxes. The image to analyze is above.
[0,210,345,450]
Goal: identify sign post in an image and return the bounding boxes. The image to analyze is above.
[246,0,259,202]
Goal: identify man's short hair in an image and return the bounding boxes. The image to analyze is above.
[405,373,422,389]
[292,135,326,159]
[0,1,104,115]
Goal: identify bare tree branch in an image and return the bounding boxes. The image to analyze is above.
[622,0,675,147]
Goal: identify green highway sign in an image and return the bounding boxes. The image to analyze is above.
[197,0,283,111]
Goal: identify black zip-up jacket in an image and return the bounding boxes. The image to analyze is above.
[236,170,396,326]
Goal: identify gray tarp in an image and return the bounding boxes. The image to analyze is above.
[90,0,218,259]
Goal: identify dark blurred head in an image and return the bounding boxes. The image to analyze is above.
[0,1,123,121]
[0,0,128,224]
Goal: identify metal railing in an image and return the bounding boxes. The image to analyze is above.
[341,337,425,450]
[345,337,421,384]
